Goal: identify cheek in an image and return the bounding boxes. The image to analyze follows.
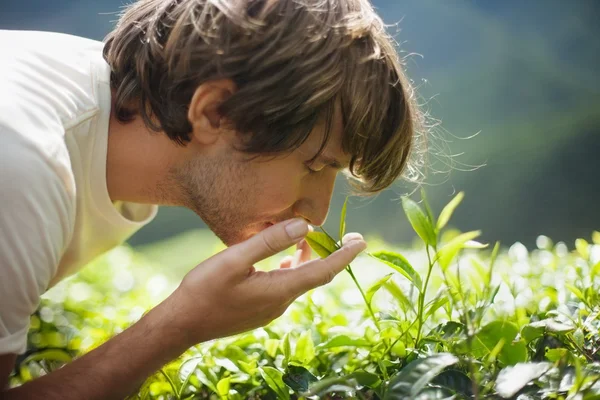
[251,163,302,210]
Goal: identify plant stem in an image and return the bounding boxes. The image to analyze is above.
[414,245,435,348]
[346,265,381,332]
[319,227,380,331]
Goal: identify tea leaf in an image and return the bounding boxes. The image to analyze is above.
[437,192,465,231]
[402,197,437,247]
[366,273,393,305]
[495,362,552,398]
[317,334,371,349]
[259,367,290,400]
[371,251,423,291]
[216,377,231,399]
[521,319,575,343]
[305,232,338,258]
[436,230,482,271]
[384,353,459,399]
[420,187,436,227]
[293,330,315,365]
[282,365,318,393]
[339,196,348,240]
[457,321,527,365]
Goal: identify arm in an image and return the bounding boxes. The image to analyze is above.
[2,220,366,399]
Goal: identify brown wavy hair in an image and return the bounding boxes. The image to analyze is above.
[103,0,424,193]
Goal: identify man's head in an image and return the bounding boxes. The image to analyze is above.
[103,0,422,245]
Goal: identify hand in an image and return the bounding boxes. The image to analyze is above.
[166,219,366,345]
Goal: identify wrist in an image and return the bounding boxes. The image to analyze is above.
[153,288,212,349]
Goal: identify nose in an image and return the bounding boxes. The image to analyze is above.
[294,172,337,227]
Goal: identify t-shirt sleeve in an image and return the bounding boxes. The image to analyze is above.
[0,133,74,355]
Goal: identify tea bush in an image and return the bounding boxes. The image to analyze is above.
[9,193,600,399]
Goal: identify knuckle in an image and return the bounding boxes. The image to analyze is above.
[261,233,281,254]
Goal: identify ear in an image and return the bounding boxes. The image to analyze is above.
[187,79,236,146]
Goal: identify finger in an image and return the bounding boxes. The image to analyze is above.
[281,238,367,295]
[341,232,363,245]
[228,219,309,267]
[297,239,312,264]
[279,255,294,269]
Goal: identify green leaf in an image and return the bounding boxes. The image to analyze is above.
[366,273,393,305]
[457,321,527,365]
[282,365,318,393]
[384,280,415,312]
[305,232,338,258]
[282,332,292,365]
[339,197,348,240]
[216,377,231,399]
[293,330,315,365]
[384,353,459,399]
[259,367,290,400]
[436,192,465,231]
[495,362,552,398]
[370,251,423,291]
[402,197,437,247]
[432,369,473,397]
[521,319,575,343]
[265,338,280,358]
[306,372,380,397]
[545,348,569,362]
[420,188,436,227]
[316,334,371,349]
[436,230,482,271]
[424,296,449,322]
[575,238,590,259]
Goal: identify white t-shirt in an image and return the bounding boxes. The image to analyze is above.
[0,30,158,355]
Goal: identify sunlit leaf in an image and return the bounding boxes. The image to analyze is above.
[265,338,280,358]
[216,377,231,399]
[293,330,315,366]
[545,348,569,362]
[371,251,423,291]
[437,192,465,231]
[495,362,552,398]
[259,367,290,400]
[420,188,436,227]
[317,334,371,349]
[384,353,459,399]
[575,238,590,260]
[436,230,482,271]
[366,273,393,305]
[593,231,600,245]
[384,280,415,313]
[402,196,437,247]
[305,232,338,258]
[457,321,527,365]
[424,296,449,322]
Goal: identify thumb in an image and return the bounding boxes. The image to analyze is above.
[228,219,309,267]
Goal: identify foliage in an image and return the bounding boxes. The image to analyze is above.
[9,193,600,399]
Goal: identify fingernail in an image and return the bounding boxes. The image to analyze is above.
[285,219,308,239]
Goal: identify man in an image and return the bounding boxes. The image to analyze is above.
[0,0,420,397]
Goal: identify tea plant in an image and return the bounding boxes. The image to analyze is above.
[9,193,600,399]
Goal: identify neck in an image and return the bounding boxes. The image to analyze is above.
[105,103,184,206]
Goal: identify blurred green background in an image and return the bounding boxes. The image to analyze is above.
[2,0,598,248]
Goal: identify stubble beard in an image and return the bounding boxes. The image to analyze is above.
[173,154,257,246]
